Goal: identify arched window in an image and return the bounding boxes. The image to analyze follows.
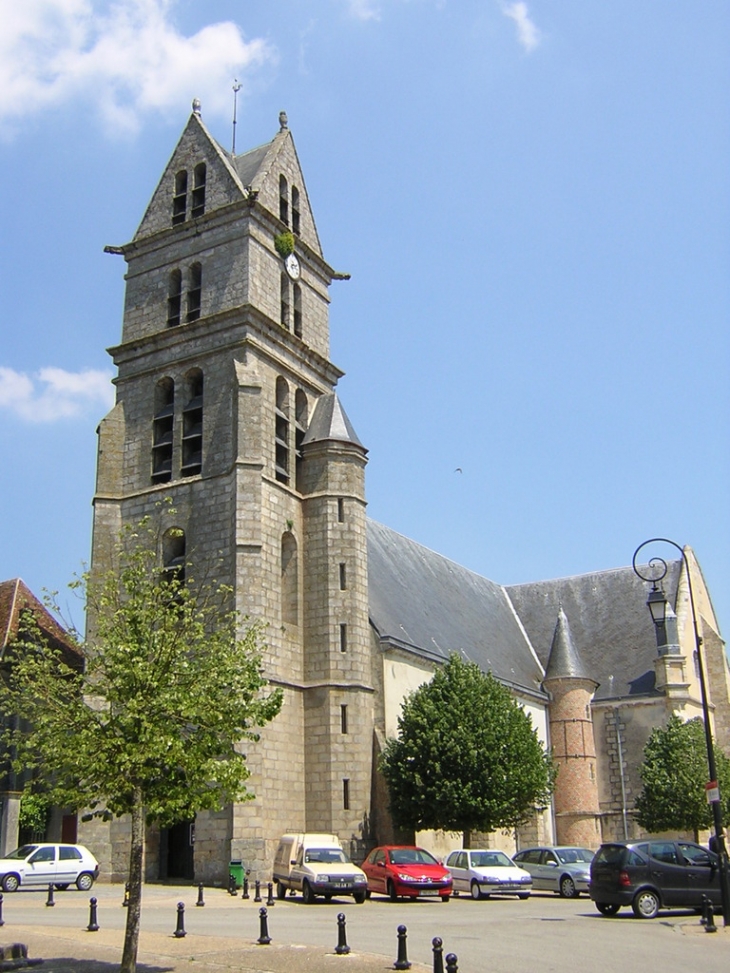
[279,175,289,225]
[186,263,202,322]
[291,186,300,235]
[167,269,182,327]
[191,163,206,219]
[163,528,186,584]
[275,377,289,484]
[181,369,203,477]
[281,531,298,625]
[295,389,307,491]
[293,283,302,338]
[172,171,187,225]
[152,378,174,484]
[280,273,290,329]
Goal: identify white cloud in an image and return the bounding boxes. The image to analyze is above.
[0,0,277,134]
[346,0,381,21]
[0,366,115,422]
[501,2,541,53]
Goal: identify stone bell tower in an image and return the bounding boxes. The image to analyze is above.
[543,607,601,848]
[88,105,373,881]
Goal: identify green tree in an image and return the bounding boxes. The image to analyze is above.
[635,715,730,842]
[0,513,282,973]
[379,654,555,845]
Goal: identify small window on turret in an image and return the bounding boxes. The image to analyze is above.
[172,171,187,225]
[279,175,289,225]
[339,623,347,653]
[191,163,206,219]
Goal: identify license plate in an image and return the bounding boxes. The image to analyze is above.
[418,890,433,896]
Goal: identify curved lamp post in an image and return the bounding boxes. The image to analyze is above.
[633,537,730,925]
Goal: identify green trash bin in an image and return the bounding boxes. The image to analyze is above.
[229,860,244,889]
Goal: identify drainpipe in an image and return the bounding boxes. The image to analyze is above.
[613,708,629,841]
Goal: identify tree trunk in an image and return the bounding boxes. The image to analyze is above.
[463,830,471,849]
[120,792,145,973]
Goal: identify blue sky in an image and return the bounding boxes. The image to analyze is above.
[1,1,728,638]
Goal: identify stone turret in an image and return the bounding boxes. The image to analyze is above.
[543,607,601,848]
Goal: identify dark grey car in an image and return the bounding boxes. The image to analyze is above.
[590,840,721,918]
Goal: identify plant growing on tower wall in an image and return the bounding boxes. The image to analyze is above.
[0,506,282,973]
[274,231,295,257]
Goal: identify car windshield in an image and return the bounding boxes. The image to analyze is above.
[4,845,37,860]
[471,851,512,868]
[557,848,594,864]
[304,849,348,864]
[390,848,438,866]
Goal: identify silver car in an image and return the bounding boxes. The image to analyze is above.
[512,846,594,898]
[446,849,532,900]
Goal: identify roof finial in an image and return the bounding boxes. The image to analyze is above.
[279,110,288,132]
[192,98,202,116]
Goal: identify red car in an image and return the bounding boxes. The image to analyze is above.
[361,845,452,901]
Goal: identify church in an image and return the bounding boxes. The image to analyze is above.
[62,106,729,884]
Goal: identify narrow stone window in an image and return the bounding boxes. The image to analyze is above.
[279,175,289,225]
[186,263,202,322]
[152,378,174,484]
[294,389,307,492]
[172,170,187,225]
[167,269,182,327]
[275,377,290,484]
[340,704,348,734]
[280,273,290,329]
[343,779,350,811]
[281,531,298,625]
[339,623,347,653]
[191,162,206,219]
[181,369,203,477]
[337,499,345,523]
[163,528,186,584]
[339,563,347,590]
[293,284,302,338]
[291,186,300,235]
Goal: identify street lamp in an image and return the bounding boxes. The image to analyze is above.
[633,537,730,925]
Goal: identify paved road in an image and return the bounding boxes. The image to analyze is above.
[0,883,728,972]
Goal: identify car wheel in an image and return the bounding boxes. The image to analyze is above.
[441,894,450,902]
[2,874,19,893]
[302,881,316,904]
[365,889,371,899]
[632,889,660,919]
[76,872,94,892]
[559,875,578,899]
[596,902,620,916]
[276,881,286,900]
[354,891,366,904]
[54,884,70,891]
[387,880,398,902]
[470,881,482,901]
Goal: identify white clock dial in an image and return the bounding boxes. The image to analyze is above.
[285,253,300,280]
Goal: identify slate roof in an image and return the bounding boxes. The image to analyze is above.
[231,140,275,188]
[505,561,682,701]
[544,606,597,685]
[302,393,365,448]
[367,521,546,699]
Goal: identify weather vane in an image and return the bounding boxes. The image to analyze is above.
[232,80,242,155]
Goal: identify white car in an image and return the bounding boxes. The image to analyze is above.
[0,843,99,892]
[445,849,532,900]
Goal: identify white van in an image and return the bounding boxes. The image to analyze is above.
[272,833,367,904]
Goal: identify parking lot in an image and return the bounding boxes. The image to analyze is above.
[1,882,729,973]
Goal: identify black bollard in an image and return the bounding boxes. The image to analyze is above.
[266,881,275,906]
[122,883,130,907]
[394,924,411,971]
[257,906,271,945]
[196,882,205,907]
[242,874,250,900]
[704,895,717,932]
[228,872,237,896]
[45,883,55,907]
[254,879,262,902]
[335,912,351,955]
[432,937,444,973]
[445,954,458,973]
[0,893,4,928]
[173,901,186,938]
[87,896,99,932]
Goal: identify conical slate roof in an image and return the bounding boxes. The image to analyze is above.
[302,393,364,448]
[543,606,597,685]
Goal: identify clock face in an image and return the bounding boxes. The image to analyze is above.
[285,253,300,280]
